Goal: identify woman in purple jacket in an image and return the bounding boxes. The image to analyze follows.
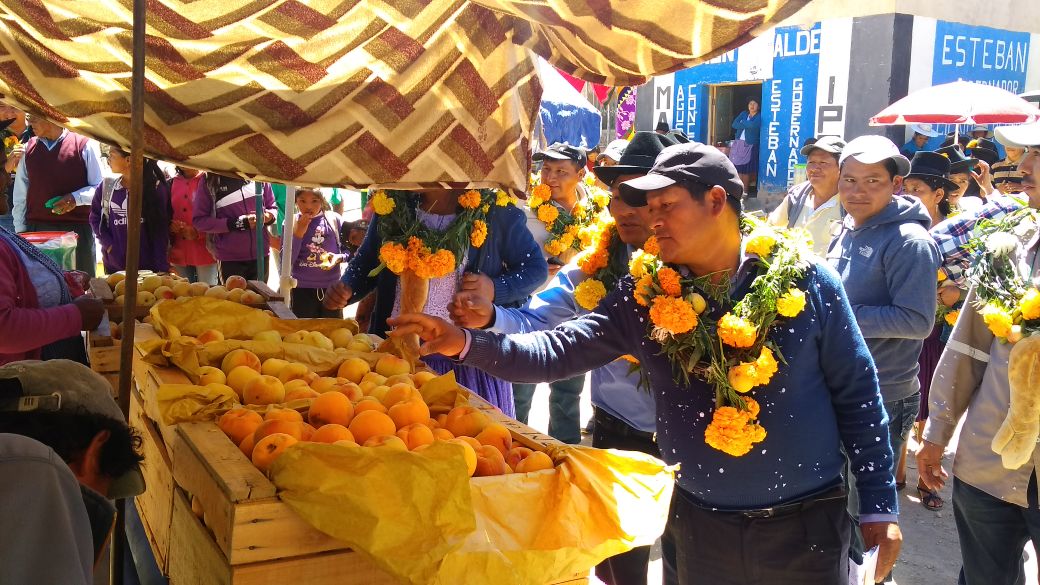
[191,173,277,284]
[88,148,171,274]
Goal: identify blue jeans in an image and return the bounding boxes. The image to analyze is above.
[171,263,219,285]
[0,214,14,233]
[955,476,1040,585]
[884,393,920,467]
[512,374,585,444]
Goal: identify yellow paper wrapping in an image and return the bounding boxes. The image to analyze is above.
[149,297,360,340]
[153,383,239,426]
[273,443,674,585]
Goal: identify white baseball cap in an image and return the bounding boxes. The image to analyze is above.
[601,139,628,162]
[994,122,1040,148]
[909,124,941,138]
[839,135,911,176]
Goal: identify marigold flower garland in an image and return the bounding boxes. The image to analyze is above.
[369,189,513,279]
[630,218,813,456]
[572,216,629,310]
[964,206,1040,343]
[528,183,611,257]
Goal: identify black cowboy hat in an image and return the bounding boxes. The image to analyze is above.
[941,133,971,149]
[905,151,959,192]
[594,131,678,187]
[936,145,978,174]
[968,138,1001,165]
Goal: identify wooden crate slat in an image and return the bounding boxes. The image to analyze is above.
[247,280,283,301]
[130,388,174,573]
[230,500,348,565]
[169,487,234,585]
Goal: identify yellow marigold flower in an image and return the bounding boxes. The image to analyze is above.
[747,424,767,443]
[458,189,482,209]
[776,288,807,318]
[981,304,1014,339]
[743,397,761,419]
[649,296,698,335]
[728,363,759,393]
[754,347,778,384]
[1020,288,1040,321]
[574,278,608,310]
[589,188,610,209]
[634,274,654,306]
[482,203,490,213]
[565,224,581,238]
[537,204,560,224]
[704,407,754,457]
[371,190,395,215]
[944,310,960,327]
[378,242,408,274]
[657,267,683,297]
[470,219,488,248]
[744,229,777,258]
[495,190,511,206]
[544,238,566,257]
[578,248,609,275]
[559,232,575,249]
[642,236,660,256]
[937,269,947,283]
[718,313,757,348]
[629,250,654,278]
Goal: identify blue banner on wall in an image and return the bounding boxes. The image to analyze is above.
[933,21,1030,93]
[763,24,820,187]
[672,50,736,141]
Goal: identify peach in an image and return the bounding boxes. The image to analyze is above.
[241,291,264,304]
[253,330,282,344]
[302,331,333,351]
[141,275,162,292]
[448,439,478,476]
[335,382,364,402]
[308,391,354,427]
[310,377,339,394]
[264,407,303,423]
[311,424,354,444]
[384,374,415,388]
[153,285,176,300]
[515,451,554,473]
[505,447,534,471]
[347,339,373,352]
[225,275,248,290]
[432,428,455,441]
[474,445,509,477]
[375,355,411,377]
[411,371,437,388]
[381,383,416,408]
[239,434,256,458]
[367,385,390,403]
[113,294,126,305]
[303,371,322,385]
[218,408,263,445]
[283,331,307,345]
[284,388,321,401]
[388,397,430,430]
[329,328,354,349]
[475,423,512,456]
[253,419,304,443]
[226,365,262,398]
[436,413,448,427]
[300,423,316,441]
[137,290,158,307]
[453,436,482,452]
[444,406,490,438]
[242,375,286,405]
[283,379,311,392]
[188,282,210,296]
[358,380,379,394]
[252,433,298,473]
[106,272,126,288]
[348,410,396,445]
[360,372,387,386]
[396,424,434,450]
[354,397,388,415]
[172,282,192,297]
[261,358,290,377]
[226,288,246,303]
[197,366,227,386]
[277,363,311,384]
[221,349,262,374]
[204,285,229,299]
[425,417,440,429]
[197,329,225,345]
[363,434,408,451]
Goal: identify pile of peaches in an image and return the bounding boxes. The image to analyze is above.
[207,348,555,478]
[104,272,265,307]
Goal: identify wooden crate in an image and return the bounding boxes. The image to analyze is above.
[131,344,585,585]
[130,386,175,573]
[86,330,121,395]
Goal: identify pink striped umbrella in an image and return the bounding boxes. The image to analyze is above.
[870,80,1040,126]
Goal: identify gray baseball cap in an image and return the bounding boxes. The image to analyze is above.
[839,135,911,176]
[0,360,145,499]
[800,135,846,156]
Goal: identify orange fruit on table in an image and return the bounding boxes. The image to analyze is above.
[311,424,354,444]
[505,446,534,471]
[349,410,397,445]
[242,375,286,405]
[239,434,256,458]
[354,397,388,415]
[221,349,262,374]
[515,451,555,473]
[309,391,355,427]
[381,383,416,408]
[252,433,298,473]
[264,407,303,423]
[447,438,478,476]
[474,445,509,477]
[396,424,435,450]
[388,397,430,430]
[432,428,455,441]
[475,422,512,456]
[363,434,409,451]
[444,405,490,438]
[218,408,263,445]
[254,419,304,443]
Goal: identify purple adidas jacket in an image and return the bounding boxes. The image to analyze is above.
[192,178,277,262]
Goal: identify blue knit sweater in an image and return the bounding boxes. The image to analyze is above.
[463,260,898,515]
[342,201,548,337]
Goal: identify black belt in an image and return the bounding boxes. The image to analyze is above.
[681,485,847,519]
[593,407,655,441]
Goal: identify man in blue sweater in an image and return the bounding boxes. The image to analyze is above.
[390,143,901,584]
[450,131,675,585]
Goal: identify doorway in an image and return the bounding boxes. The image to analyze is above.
[708,82,764,148]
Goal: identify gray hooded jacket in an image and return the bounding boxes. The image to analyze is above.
[826,194,941,402]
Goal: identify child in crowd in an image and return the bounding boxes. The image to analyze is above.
[192,174,277,284]
[88,147,171,274]
[168,166,218,284]
[290,188,347,318]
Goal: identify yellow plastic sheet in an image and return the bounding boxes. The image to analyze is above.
[153,383,239,426]
[273,442,674,585]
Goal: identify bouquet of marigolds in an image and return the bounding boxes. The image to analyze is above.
[629,219,812,456]
[528,183,611,257]
[965,205,1040,343]
[3,133,19,157]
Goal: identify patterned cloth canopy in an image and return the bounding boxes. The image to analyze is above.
[0,0,806,190]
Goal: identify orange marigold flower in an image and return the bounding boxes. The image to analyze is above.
[742,397,761,419]
[530,184,551,204]
[537,204,560,224]
[649,296,698,335]
[657,267,683,297]
[413,249,456,279]
[578,249,609,275]
[717,313,757,348]
[634,274,654,306]
[470,219,488,248]
[643,236,660,255]
[747,424,767,443]
[378,242,409,274]
[754,347,778,384]
[458,189,482,209]
[544,238,567,257]
[704,407,754,457]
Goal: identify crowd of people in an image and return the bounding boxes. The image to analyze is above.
[1,94,1039,585]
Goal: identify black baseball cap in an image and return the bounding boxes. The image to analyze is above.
[532,143,588,167]
[619,142,744,206]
